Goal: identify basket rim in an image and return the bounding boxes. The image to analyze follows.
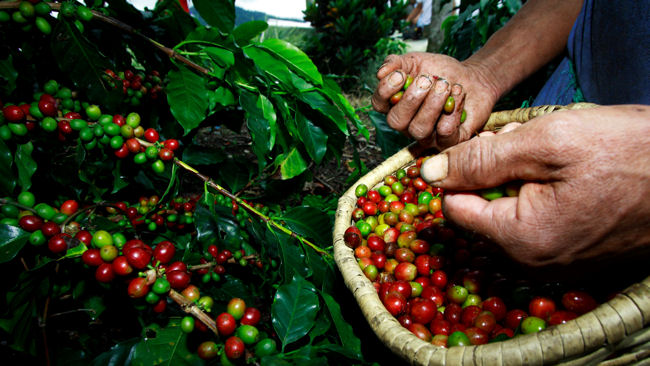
[333,142,650,366]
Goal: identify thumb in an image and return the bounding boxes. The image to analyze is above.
[420,125,558,190]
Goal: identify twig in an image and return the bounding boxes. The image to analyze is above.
[0,198,38,215]
[187,255,258,271]
[174,159,331,257]
[168,289,219,336]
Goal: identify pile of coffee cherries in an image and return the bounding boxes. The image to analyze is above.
[344,158,599,347]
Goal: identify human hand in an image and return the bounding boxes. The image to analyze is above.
[371,52,499,150]
[420,105,650,267]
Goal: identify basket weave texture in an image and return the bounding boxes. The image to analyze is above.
[333,103,650,365]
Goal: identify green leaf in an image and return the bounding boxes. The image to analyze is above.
[0,55,18,95]
[192,0,234,33]
[0,224,30,263]
[367,110,410,158]
[62,242,88,259]
[211,86,235,107]
[239,91,275,170]
[321,291,362,358]
[14,142,37,191]
[181,144,225,165]
[275,147,307,180]
[259,38,322,86]
[276,206,331,247]
[51,20,117,108]
[111,160,129,194]
[233,20,268,45]
[90,338,138,366]
[322,77,369,140]
[298,91,348,135]
[308,311,331,342]
[272,276,319,350]
[0,139,16,195]
[295,112,327,164]
[0,300,36,354]
[219,159,251,193]
[243,45,313,91]
[204,46,234,68]
[306,250,336,293]
[83,295,106,321]
[193,200,218,245]
[313,343,364,361]
[131,320,203,366]
[166,68,210,135]
[277,233,310,282]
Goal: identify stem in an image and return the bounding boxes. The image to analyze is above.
[174,159,331,257]
[188,255,258,271]
[60,202,113,227]
[0,198,38,215]
[168,289,219,336]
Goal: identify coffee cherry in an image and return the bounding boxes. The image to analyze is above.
[144,128,159,143]
[95,263,115,283]
[127,277,149,298]
[163,139,179,151]
[197,341,218,360]
[18,215,43,232]
[224,336,245,359]
[216,312,237,336]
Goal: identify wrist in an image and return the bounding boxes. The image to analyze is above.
[461,59,502,108]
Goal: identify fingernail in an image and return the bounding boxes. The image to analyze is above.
[388,71,404,87]
[415,75,432,90]
[451,83,463,96]
[434,79,449,94]
[377,63,388,73]
[420,154,448,183]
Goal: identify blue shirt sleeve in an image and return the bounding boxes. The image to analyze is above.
[533,0,650,106]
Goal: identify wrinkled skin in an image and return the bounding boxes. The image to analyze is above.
[424,105,650,267]
[372,53,499,150]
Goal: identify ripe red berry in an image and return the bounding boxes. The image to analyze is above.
[241,307,261,326]
[158,148,173,161]
[153,240,176,264]
[144,128,159,143]
[19,215,43,232]
[38,99,57,117]
[82,248,104,266]
[95,263,115,283]
[3,105,25,122]
[114,144,129,158]
[163,139,179,151]
[127,277,149,298]
[224,336,245,359]
[48,233,70,253]
[40,221,61,237]
[216,312,237,336]
[58,120,73,135]
[113,114,125,126]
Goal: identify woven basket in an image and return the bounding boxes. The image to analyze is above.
[333,103,650,365]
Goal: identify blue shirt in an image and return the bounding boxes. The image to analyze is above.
[533,0,650,106]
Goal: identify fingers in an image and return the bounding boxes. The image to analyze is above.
[376,54,403,79]
[385,74,433,132]
[442,192,518,242]
[371,70,405,113]
[421,124,557,189]
[435,83,466,149]
[406,77,450,140]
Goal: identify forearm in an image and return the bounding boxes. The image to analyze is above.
[406,4,422,23]
[464,0,583,101]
